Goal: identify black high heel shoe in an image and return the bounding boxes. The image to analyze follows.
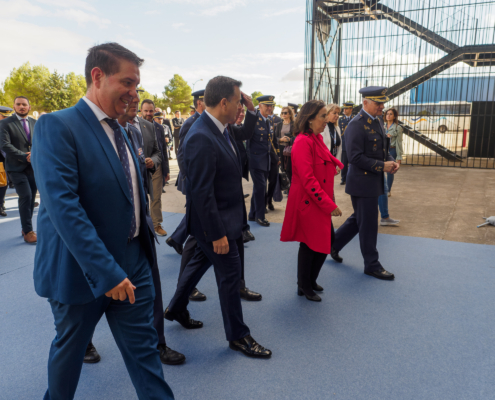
[297,287,321,302]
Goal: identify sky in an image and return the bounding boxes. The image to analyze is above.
[0,0,307,104]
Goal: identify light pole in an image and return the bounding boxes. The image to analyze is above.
[192,79,203,92]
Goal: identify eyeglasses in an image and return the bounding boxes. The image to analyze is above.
[281,112,288,115]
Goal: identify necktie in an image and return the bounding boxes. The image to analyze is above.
[21,119,31,142]
[223,128,234,153]
[105,118,137,239]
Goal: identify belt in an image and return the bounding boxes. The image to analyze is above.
[390,146,396,149]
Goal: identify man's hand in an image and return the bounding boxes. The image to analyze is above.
[241,91,255,112]
[331,207,343,217]
[165,138,169,143]
[390,161,400,174]
[164,173,170,182]
[26,152,31,163]
[213,236,229,255]
[105,278,136,304]
[383,161,395,173]
[145,158,154,169]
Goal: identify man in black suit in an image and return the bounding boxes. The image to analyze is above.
[141,99,170,237]
[172,110,184,158]
[0,96,38,244]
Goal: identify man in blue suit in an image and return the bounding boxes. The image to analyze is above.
[31,42,174,400]
[164,76,271,358]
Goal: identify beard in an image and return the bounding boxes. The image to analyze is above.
[16,110,29,117]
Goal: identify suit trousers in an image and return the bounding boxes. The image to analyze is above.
[341,151,349,183]
[10,166,37,233]
[265,161,278,206]
[0,185,7,208]
[150,167,163,228]
[170,215,188,246]
[297,242,328,292]
[249,167,268,220]
[179,235,246,289]
[333,196,382,273]
[44,238,174,400]
[168,235,250,341]
[173,137,180,157]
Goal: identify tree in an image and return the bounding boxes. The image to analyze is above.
[43,71,71,112]
[251,91,263,107]
[162,74,193,114]
[65,72,86,107]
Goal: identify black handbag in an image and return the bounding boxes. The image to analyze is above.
[279,167,290,191]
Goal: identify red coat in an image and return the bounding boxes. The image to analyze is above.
[280,132,344,254]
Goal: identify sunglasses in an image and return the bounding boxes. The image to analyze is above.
[281,112,289,115]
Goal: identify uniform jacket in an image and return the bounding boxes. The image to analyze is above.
[280,132,344,254]
[0,115,37,172]
[176,111,201,194]
[248,111,279,172]
[31,99,156,305]
[338,115,353,152]
[183,112,246,242]
[344,109,394,198]
[172,117,184,138]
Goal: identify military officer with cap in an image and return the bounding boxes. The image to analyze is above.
[248,95,279,226]
[338,101,355,185]
[331,86,399,280]
[288,102,299,117]
[0,106,14,121]
[0,106,14,217]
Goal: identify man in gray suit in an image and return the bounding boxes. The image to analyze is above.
[0,96,38,244]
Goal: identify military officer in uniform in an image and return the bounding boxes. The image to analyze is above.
[288,102,299,117]
[248,95,277,226]
[331,87,399,280]
[338,101,355,185]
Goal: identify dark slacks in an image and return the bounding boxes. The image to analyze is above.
[170,215,188,246]
[265,162,278,206]
[150,239,166,346]
[44,239,174,400]
[249,167,268,220]
[0,185,7,208]
[10,166,37,232]
[297,242,327,292]
[173,136,179,156]
[341,151,349,183]
[168,235,250,341]
[333,196,382,273]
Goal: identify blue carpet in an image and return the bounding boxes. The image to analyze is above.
[1,208,494,400]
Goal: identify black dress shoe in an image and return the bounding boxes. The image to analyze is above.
[166,237,183,255]
[248,217,255,222]
[340,181,346,185]
[265,208,269,213]
[229,335,272,358]
[83,342,101,364]
[240,287,262,301]
[244,194,250,198]
[242,230,255,243]
[0,208,6,217]
[365,268,395,281]
[164,308,203,329]
[297,287,321,302]
[312,283,324,292]
[256,218,270,227]
[34,202,39,207]
[157,344,186,365]
[268,203,274,211]
[330,248,343,263]
[189,288,207,302]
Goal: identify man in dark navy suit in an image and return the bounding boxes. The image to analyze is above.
[248,95,277,226]
[332,87,399,281]
[31,42,174,399]
[338,101,355,185]
[164,76,271,358]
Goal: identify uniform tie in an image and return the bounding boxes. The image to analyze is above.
[104,118,137,239]
[21,119,31,142]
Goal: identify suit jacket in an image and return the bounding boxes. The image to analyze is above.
[172,117,184,138]
[163,118,172,135]
[152,121,170,182]
[183,112,245,242]
[176,111,200,194]
[0,115,37,172]
[248,111,278,172]
[274,121,295,141]
[127,124,151,198]
[31,99,156,305]
[338,115,353,151]
[229,110,257,181]
[344,109,394,198]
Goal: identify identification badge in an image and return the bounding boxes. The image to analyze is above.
[138,148,143,156]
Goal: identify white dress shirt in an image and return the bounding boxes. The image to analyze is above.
[16,113,30,134]
[82,96,141,238]
[204,110,236,155]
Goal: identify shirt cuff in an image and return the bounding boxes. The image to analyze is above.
[247,110,256,116]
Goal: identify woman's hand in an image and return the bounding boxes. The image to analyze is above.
[280,137,290,142]
[387,134,391,138]
[335,166,341,175]
[331,207,342,217]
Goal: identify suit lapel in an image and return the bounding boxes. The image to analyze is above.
[13,118,29,143]
[75,99,132,204]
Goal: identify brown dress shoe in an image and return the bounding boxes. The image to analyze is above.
[155,225,167,236]
[24,231,37,244]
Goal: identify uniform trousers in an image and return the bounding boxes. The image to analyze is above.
[10,166,37,233]
[265,161,278,207]
[341,151,349,183]
[333,196,382,273]
[150,167,163,228]
[248,167,268,220]
[168,235,250,341]
[44,238,174,400]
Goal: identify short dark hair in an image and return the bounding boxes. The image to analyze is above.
[14,96,30,104]
[141,99,155,109]
[294,100,326,135]
[204,76,242,108]
[175,111,180,114]
[85,42,144,87]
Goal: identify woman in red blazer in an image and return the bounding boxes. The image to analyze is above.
[280,100,344,302]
